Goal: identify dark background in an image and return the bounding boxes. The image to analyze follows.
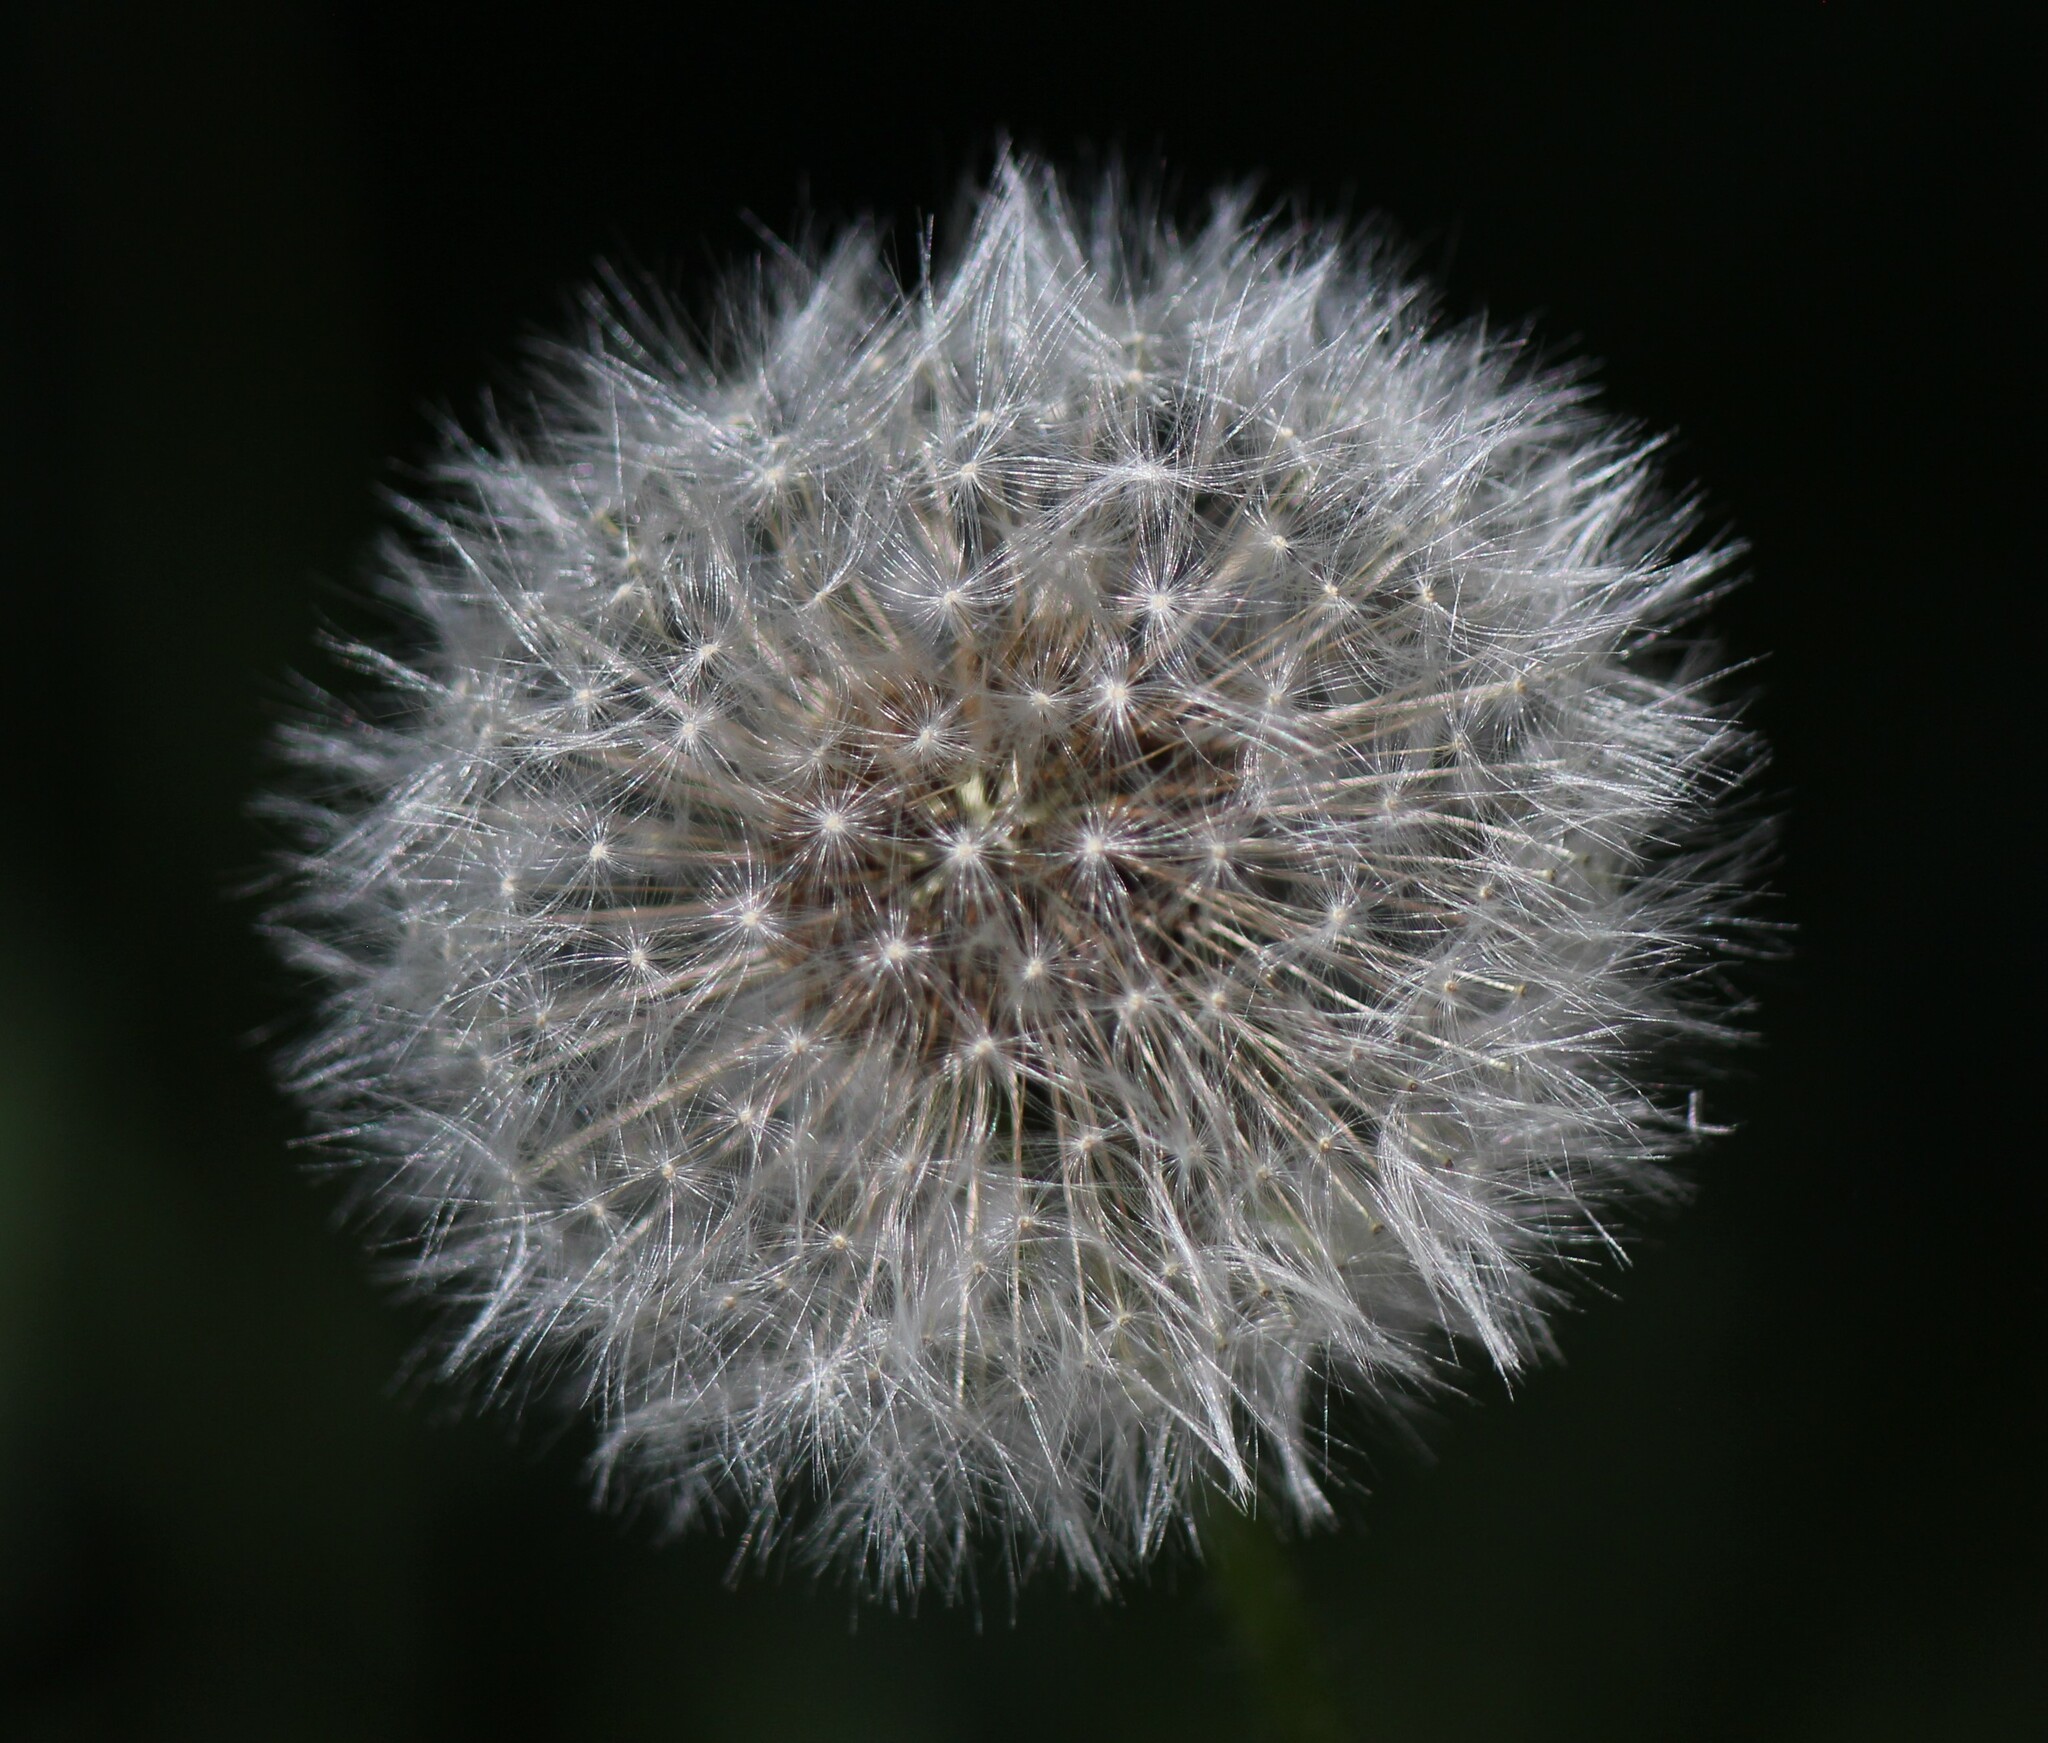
[2,5,2036,1738]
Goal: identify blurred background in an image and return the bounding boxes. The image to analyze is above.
[1,5,2035,1738]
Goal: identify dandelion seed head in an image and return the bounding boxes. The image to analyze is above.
[268,158,1762,1600]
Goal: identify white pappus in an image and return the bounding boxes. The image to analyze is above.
[268,158,1762,1598]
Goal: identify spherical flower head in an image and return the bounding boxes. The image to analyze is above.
[270,159,1760,1598]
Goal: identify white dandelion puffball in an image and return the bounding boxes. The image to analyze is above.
[273,161,1758,1595]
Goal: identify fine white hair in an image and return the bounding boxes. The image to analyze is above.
[269,157,1761,1598]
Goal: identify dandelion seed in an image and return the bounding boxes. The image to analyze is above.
[266,156,1763,1601]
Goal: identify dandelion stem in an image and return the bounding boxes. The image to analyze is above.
[1200,1505,1352,1743]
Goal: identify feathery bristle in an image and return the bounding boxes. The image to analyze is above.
[267,158,1762,1599]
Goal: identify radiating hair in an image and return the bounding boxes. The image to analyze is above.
[268,156,1762,1599]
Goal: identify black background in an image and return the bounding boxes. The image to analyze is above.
[2,5,2037,1739]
